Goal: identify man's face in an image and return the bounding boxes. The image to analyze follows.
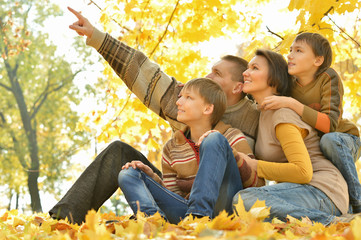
[206,60,239,97]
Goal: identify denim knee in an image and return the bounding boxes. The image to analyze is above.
[118,168,140,187]
[321,132,361,162]
[232,189,259,211]
[200,132,228,149]
[320,133,338,155]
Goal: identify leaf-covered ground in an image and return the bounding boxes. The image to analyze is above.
[1,199,360,240]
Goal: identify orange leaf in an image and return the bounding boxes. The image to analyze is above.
[51,222,73,231]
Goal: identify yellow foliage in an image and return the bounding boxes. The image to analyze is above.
[2,201,361,239]
[351,216,361,239]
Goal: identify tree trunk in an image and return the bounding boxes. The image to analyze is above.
[28,126,42,212]
[15,192,19,210]
[6,64,42,212]
[7,191,12,210]
[28,170,41,212]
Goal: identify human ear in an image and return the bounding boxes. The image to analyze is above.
[314,56,324,67]
[232,82,244,94]
[204,104,214,115]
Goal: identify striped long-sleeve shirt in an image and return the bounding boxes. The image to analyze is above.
[153,121,264,198]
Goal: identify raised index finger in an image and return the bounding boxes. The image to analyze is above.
[67,6,84,20]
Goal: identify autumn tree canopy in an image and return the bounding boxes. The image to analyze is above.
[0,0,93,212]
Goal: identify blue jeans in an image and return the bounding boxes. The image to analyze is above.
[186,132,243,217]
[320,132,361,213]
[233,183,341,225]
[118,132,243,223]
[118,167,188,223]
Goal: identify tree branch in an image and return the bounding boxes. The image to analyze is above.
[57,138,91,161]
[112,92,131,124]
[0,112,17,154]
[0,82,13,92]
[30,70,81,119]
[149,0,180,58]
[31,70,51,117]
[266,26,284,40]
[325,14,361,48]
[268,5,361,49]
[88,0,133,33]
[0,111,5,124]
[314,6,361,48]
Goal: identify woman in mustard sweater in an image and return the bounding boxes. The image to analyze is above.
[233,49,348,225]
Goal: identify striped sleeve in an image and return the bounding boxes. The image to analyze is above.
[161,142,183,195]
[87,28,175,119]
[224,128,253,157]
[301,68,342,133]
[225,128,264,187]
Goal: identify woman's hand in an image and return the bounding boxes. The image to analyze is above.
[122,160,154,177]
[236,152,258,172]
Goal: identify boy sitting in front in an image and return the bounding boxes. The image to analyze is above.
[118,77,264,224]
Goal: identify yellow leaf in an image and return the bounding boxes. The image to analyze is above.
[288,0,306,11]
[141,118,155,130]
[351,216,361,239]
[240,220,267,237]
[12,216,25,227]
[208,211,241,230]
[178,214,210,231]
[243,40,264,61]
[278,33,297,55]
[146,137,159,151]
[336,2,356,13]
[233,194,246,216]
[100,12,110,25]
[85,210,100,231]
[249,199,270,221]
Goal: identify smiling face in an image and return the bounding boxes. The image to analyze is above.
[287,40,322,80]
[242,55,270,97]
[176,87,212,126]
[206,60,242,100]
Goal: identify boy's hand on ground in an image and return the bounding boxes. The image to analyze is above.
[122,160,154,177]
[68,7,94,38]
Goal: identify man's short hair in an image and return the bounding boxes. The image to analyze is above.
[221,55,248,83]
[183,78,226,127]
[294,32,332,78]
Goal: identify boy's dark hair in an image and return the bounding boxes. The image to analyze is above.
[221,55,248,83]
[294,32,332,78]
[183,78,226,127]
[255,49,293,96]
